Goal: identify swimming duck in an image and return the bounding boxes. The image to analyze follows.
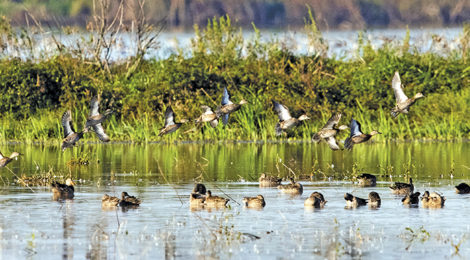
[272,100,309,136]
[278,177,303,195]
[51,178,75,200]
[195,106,219,128]
[455,183,470,194]
[84,96,112,142]
[402,192,421,205]
[390,178,414,195]
[312,113,348,150]
[205,190,229,207]
[0,151,20,168]
[390,71,424,117]
[304,192,327,208]
[61,110,84,151]
[357,173,377,187]
[159,106,188,136]
[216,87,248,125]
[243,195,266,208]
[102,194,120,207]
[368,192,381,208]
[344,119,381,150]
[259,173,282,187]
[190,183,207,206]
[421,191,445,208]
[119,192,141,207]
[344,193,367,208]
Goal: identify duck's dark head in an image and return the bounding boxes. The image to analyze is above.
[344,193,354,201]
[193,183,206,194]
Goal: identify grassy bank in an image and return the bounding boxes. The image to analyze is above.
[0,17,469,143]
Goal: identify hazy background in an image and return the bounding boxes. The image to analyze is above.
[1,0,469,30]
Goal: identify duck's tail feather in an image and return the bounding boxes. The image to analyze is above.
[391,110,399,118]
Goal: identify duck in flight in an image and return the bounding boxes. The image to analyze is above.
[0,150,20,168]
[195,106,219,128]
[312,113,348,150]
[159,106,187,136]
[272,100,309,136]
[390,71,424,117]
[344,118,381,150]
[84,96,112,142]
[61,110,84,151]
[216,87,248,125]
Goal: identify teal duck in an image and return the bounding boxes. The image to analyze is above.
[272,100,309,136]
[259,173,282,187]
[455,183,470,194]
[390,178,414,195]
[61,110,84,151]
[402,192,421,205]
[344,119,381,150]
[119,192,141,207]
[85,96,112,142]
[205,190,229,207]
[195,106,219,128]
[344,193,367,208]
[51,178,75,200]
[216,87,248,125]
[357,173,377,187]
[243,195,266,208]
[312,113,348,150]
[368,192,381,208]
[159,106,188,136]
[0,150,20,168]
[277,177,303,195]
[304,192,327,208]
[421,191,445,208]
[102,194,120,207]
[190,183,207,206]
[391,71,424,117]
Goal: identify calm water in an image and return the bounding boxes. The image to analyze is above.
[1,142,470,259]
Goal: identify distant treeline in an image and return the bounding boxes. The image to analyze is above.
[2,0,470,29]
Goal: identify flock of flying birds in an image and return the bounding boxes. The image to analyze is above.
[55,70,424,152]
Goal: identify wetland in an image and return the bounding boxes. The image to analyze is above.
[0,142,469,258]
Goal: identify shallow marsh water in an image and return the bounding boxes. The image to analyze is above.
[0,142,470,259]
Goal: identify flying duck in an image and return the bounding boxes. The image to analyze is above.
[344,119,381,150]
[195,106,219,128]
[312,113,348,150]
[0,150,20,168]
[61,110,84,151]
[159,106,187,136]
[85,96,112,142]
[390,71,424,117]
[216,87,248,125]
[272,100,309,136]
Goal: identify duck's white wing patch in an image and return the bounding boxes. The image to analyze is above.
[92,123,110,142]
[392,71,408,104]
[164,106,176,127]
[272,100,292,121]
[326,137,340,150]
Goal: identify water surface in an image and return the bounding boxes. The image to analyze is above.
[0,142,469,259]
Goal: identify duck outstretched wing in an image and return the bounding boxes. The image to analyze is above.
[392,71,409,104]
